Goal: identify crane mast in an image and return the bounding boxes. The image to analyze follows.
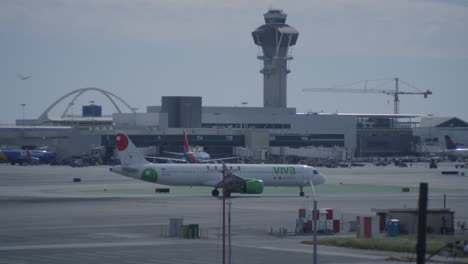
[303,78,432,114]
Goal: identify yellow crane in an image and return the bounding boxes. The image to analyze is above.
[302,78,432,114]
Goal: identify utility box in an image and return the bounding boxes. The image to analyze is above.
[169,218,184,237]
[181,224,200,239]
[357,216,379,238]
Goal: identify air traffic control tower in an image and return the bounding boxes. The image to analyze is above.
[252,9,299,108]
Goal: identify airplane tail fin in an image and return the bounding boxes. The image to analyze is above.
[115,132,149,168]
[182,130,198,163]
[444,135,457,150]
[182,130,191,153]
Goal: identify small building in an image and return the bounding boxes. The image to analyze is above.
[82,104,102,117]
[373,208,455,234]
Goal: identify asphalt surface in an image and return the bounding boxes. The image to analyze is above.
[1,163,467,263]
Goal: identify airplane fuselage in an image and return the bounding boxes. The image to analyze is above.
[112,132,325,196]
[442,135,468,159]
[0,149,56,164]
[183,151,211,163]
[444,148,468,158]
[112,163,325,188]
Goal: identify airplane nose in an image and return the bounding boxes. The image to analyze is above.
[316,173,327,185]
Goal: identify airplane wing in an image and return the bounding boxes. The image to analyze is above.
[144,156,188,163]
[204,156,239,163]
[215,163,245,189]
[162,151,186,157]
[161,151,238,163]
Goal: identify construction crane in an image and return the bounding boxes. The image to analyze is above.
[302,78,432,114]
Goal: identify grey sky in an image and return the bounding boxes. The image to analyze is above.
[1,0,467,124]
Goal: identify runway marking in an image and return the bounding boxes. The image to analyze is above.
[0,241,175,251]
[95,200,146,212]
[94,198,223,212]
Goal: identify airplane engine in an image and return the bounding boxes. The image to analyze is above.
[230,179,264,194]
[243,179,264,194]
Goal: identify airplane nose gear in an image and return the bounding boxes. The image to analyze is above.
[299,185,305,196]
[212,189,220,197]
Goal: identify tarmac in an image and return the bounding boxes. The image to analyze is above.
[1,162,467,263]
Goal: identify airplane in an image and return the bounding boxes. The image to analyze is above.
[110,132,327,197]
[443,135,468,159]
[0,148,56,165]
[18,74,31,80]
[147,130,238,163]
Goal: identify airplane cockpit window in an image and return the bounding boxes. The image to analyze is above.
[313,170,318,174]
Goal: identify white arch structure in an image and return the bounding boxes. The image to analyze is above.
[37,87,135,124]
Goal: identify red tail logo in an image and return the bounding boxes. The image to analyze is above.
[182,130,198,163]
[182,130,191,153]
[116,133,129,151]
[444,135,457,150]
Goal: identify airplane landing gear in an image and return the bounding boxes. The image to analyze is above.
[299,185,305,197]
[211,189,220,197]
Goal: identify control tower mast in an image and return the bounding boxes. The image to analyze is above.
[252,9,299,108]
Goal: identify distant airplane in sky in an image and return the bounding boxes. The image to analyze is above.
[0,148,56,165]
[147,130,238,163]
[111,132,326,197]
[443,135,468,159]
[18,74,31,80]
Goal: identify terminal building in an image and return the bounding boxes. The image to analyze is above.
[1,94,466,163]
[4,91,462,163]
[1,9,467,163]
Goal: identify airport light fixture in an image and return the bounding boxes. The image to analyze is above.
[20,103,26,126]
[131,107,138,127]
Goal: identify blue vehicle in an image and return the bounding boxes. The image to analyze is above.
[0,149,56,165]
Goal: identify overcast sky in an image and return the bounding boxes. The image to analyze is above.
[1,0,467,124]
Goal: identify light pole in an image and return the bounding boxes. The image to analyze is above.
[131,107,138,127]
[20,104,26,126]
[70,102,74,127]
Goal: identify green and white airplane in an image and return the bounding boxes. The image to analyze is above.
[110,132,326,197]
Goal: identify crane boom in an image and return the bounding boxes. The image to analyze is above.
[302,78,432,114]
